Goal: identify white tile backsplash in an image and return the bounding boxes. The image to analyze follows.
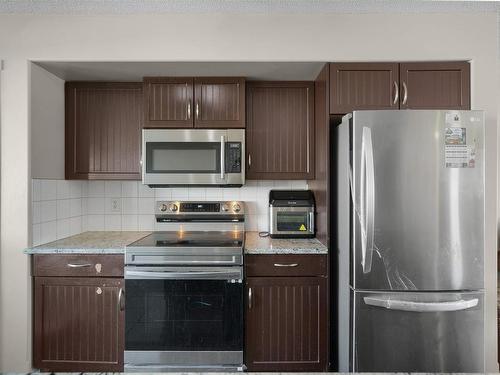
[31,179,308,244]
[105,181,122,197]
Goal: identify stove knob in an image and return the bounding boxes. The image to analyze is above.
[221,203,230,212]
[168,203,178,212]
[232,203,241,213]
[159,204,168,212]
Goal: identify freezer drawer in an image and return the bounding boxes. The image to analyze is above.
[352,290,484,372]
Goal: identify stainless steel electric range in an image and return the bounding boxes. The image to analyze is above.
[124,200,245,372]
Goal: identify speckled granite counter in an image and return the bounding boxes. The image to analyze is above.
[24,231,151,254]
[244,231,328,254]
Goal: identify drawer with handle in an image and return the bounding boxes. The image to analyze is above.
[33,254,124,277]
[245,254,327,277]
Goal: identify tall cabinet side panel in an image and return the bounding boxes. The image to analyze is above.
[336,115,351,372]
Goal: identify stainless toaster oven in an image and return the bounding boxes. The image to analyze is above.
[269,190,315,238]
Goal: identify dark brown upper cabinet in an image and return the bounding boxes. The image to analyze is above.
[65,82,142,180]
[143,77,194,128]
[246,82,315,180]
[194,77,245,128]
[330,62,400,114]
[399,62,470,110]
[143,77,245,128]
[329,61,470,114]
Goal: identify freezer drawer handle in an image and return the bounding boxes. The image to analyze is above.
[363,296,479,312]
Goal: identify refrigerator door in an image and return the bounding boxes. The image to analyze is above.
[352,290,484,372]
[351,110,484,291]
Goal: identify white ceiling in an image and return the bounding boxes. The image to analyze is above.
[34,61,327,81]
[1,0,499,15]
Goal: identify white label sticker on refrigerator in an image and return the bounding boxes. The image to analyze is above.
[445,145,475,168]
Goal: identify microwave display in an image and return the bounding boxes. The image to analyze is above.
[276,211,309,232]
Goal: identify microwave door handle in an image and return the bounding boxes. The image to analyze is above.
[220,135,226,180]
[309,211,314,234]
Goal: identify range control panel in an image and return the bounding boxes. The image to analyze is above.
[155,201,244,215]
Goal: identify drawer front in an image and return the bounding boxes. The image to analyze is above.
[33,254,124,277]
[245,254,327,277]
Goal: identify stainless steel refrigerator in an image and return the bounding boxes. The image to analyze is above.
[335,110,485,372]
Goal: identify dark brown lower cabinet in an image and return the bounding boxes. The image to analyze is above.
[34,277,124,372]
[245,276,327,371]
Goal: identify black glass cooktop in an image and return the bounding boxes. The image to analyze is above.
[128,231,244,248]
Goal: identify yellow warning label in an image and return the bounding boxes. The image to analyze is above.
[299,224,307,231]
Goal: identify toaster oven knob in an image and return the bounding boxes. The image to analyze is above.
[232,203,241,213]
[159,204,168,212]
[221,203,230,212]
[168,203,178,212]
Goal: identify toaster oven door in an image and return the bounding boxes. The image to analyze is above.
[270,207,314,236]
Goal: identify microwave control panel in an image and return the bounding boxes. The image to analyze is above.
[225,142,242,173]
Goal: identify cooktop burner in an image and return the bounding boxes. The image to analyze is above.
[128,231,244,248]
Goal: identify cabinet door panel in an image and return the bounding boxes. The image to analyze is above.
[194,77,245,128]
[246,82,314,179]
[65,82,142,180]
[330,63,399,114]
[143,77,194,128]
[400,62,470,109]
[245,277,327,371]
[34,277,124,372]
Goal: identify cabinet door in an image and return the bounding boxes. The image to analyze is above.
[194,77,245,128]
[245,276,327,371]
[143,77,194,128]
[65,82,142,180]
[246,82,314,179]
[330,63,400,114]
[399,62,470,109]
[34,277,124,372]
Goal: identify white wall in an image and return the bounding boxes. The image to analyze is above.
[0,12,497,371]
[30,64,64,179]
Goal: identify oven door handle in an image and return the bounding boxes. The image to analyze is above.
[125,269,242,280]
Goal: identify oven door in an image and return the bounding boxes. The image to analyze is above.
[142,129,244,187]
[124,266,244,371]
[270,207,315,237]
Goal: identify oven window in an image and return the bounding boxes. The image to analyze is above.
[125,280,243,351]
[277,211,309,231]
[146,142,221,174]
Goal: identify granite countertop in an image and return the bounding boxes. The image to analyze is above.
[24,231,151,254]
[244,231,328,254]
[25,230,327,256]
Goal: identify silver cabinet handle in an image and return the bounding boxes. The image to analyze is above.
[220,135,226,179]
[195,101,200,119]
[402,81,408,105]
[118,288,125,311]
[392,81,399,105]
[187,101,191,119]
[248,287,252,309]
[274,263,299,267]
[248,153,251,169]
[67,263,92,268]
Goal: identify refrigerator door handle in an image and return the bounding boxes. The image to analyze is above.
[360,127,375,274]
[363,296,479,312]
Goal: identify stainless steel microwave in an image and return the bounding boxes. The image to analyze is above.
[142,129,245,187]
